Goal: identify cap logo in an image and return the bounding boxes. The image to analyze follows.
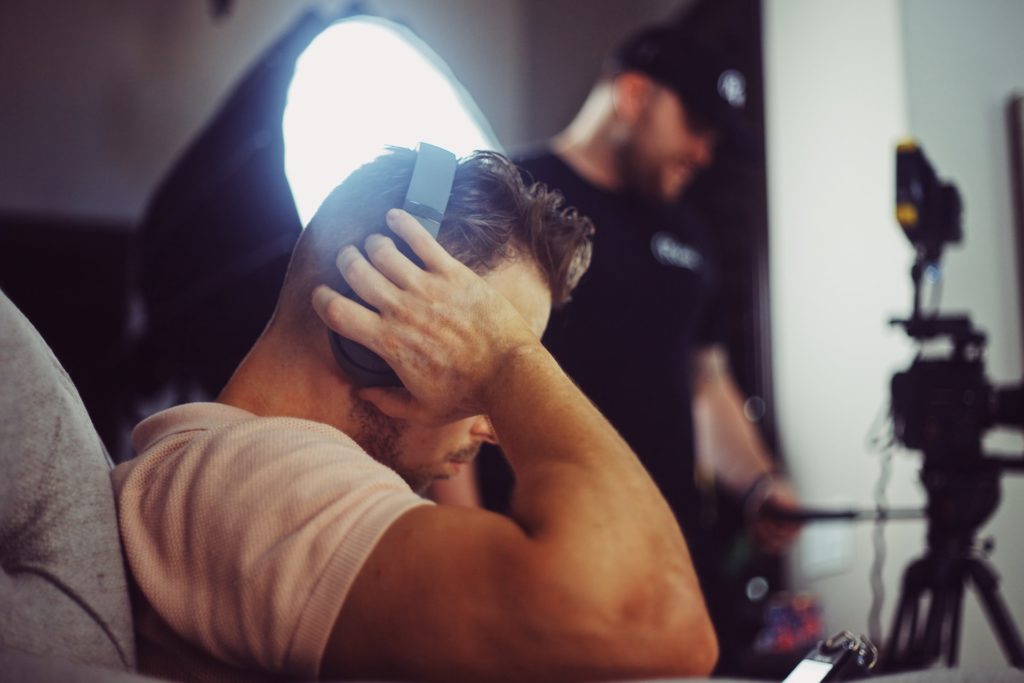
[651,232,703,272]
[718,69,746,109]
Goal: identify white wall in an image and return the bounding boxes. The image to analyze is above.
[0,0,529,223]
[766,0,1024,668]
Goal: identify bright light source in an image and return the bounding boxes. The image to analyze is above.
[283,15,501,226]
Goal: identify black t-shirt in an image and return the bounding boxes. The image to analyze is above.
[480,149,723,544]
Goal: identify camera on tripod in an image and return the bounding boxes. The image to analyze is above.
[889,141,1023,463]
[884,141,1024,670]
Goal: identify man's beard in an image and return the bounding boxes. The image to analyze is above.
[347,393,479,494]
[614,141,679,206]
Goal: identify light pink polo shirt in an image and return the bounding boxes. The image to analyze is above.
[112,402,429,682]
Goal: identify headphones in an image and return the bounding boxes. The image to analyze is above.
[328,143,458,387]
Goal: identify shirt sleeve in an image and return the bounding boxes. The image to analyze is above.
[114,416,430,679]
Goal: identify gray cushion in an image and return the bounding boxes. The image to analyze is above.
[0,289,134,669]
[0,649,157,683]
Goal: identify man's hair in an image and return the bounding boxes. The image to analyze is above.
[285,148,593,313]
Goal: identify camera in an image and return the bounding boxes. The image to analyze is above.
[890,322,1023,464]
[889,141,1023,464]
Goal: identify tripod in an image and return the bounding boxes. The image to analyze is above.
[885,461,1024,670]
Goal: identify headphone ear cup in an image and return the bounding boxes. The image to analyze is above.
[329,143,457,388]
[329,327,401,387]
[328,281,400,387]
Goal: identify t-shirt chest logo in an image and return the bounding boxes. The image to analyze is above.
[650,232,703,272]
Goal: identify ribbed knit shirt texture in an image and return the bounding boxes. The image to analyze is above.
[111,402,430,682]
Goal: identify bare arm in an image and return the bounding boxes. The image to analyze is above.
[692,345,800,553]
[313,209,716,682]
[692,346,775,493]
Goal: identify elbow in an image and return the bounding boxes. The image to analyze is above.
[674,583,719,674]
[670,609,719,676]
[633,586,719,677]
[577,573,720,678]
[514,552,719,678]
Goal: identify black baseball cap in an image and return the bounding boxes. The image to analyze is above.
[609,25,749,142]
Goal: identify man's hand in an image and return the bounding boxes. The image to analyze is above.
[744,474,802,555]
[312,208,541,425]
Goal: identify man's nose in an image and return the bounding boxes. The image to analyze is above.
[469,416,499,445]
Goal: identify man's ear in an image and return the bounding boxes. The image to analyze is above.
[611,71,655,124]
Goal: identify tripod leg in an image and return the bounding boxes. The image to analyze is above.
[966,559,1024,668]
[921,576,950,666]
[946,568,966,667]
[887,558,929,669]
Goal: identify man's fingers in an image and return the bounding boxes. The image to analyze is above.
[364,233,420,290]
[385,209,453,272]
[336,245,401,310]
[759,522,800,556]
[312,285,380,348]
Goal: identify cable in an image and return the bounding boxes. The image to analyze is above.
[866,400,897,646]
[866,398,895,454]
[868,443,895,646]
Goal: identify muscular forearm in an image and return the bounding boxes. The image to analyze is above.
[693,360,776,494]
[483,344,717,674]
[692,350,802,554]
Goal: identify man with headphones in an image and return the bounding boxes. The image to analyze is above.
[111,147,718,681]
